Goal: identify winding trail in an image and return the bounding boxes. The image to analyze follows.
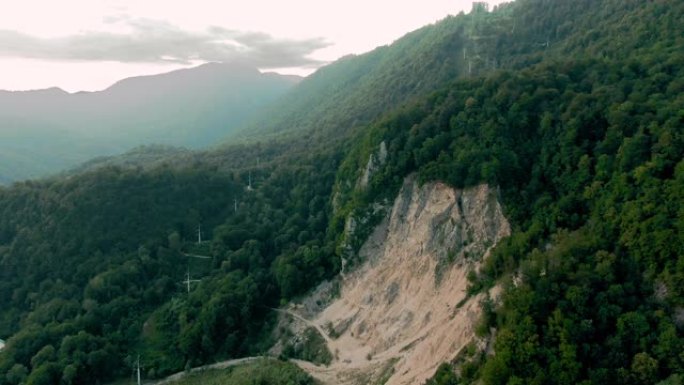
[275,307,419,385]
[153,357,267,384]
[150,308,343,385]
[149,306,421,385]
[145,306,410,385]
[149,308,336,385]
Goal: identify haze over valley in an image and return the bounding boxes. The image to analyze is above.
[0,63,300,183]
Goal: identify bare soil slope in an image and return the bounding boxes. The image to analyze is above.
[289,176,510,384]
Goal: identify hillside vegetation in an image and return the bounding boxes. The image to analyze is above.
[0,0,683,384]
[240,0,679,141]
[0,138,341,382]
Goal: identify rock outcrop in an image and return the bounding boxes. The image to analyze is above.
[358,141,388,189]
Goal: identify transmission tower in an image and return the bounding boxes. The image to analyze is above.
[181,268,201,293]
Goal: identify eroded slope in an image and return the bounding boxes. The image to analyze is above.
[289,176,510,384]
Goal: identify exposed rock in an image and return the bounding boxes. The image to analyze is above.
[675,307,684,328]
[339,201,390,276]
[289,175,510,384]
[378,141,388,164]
[385,281,400,304]
[654,280,668,302]
[358,141,388,189]
[296,280,340,320]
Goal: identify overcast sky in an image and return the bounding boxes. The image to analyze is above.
[0,0,506,92]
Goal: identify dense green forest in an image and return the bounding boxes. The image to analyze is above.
[240,0,679,142]
[1,0,683,384]
[0,139,342,383]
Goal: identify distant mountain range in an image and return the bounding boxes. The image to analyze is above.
[0,62,300,183]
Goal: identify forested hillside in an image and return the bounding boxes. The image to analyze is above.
[338,57,683,384]
[239,0,679,141]
[0,135,342,382]
[1,0,683,384]
[330,1,684,383]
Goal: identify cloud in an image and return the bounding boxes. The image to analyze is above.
[0,18,331,69]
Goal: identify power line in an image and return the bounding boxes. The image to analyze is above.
[184,253,212,260]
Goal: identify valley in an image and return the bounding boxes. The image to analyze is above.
[1,1,683,385]
[0,63,300,183]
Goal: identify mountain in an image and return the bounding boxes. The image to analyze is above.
[0,62,300,183]
[237,0,681,141]
[0,1,682,384]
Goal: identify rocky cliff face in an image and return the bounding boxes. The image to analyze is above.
[289,175,510,384]
[358,141,388,189]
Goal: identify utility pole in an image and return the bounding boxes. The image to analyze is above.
[136,355,142,385]
[234,198,238,213]
[247,171,253,191]
[182,268,200,293]
[197,223,202,244]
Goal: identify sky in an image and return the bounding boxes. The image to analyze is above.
[0,0,506,92]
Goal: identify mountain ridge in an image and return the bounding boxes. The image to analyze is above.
[0,62,301,183]
[0,62,299,95]
[235,0,683,143]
